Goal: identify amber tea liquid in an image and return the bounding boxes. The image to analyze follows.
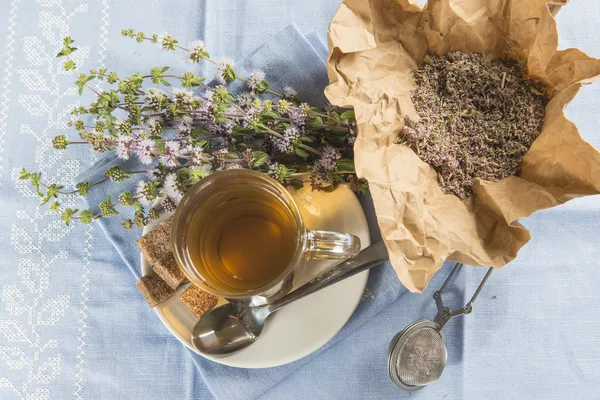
[185,186,298,292]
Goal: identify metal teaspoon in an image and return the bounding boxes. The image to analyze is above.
[191,241,389,356]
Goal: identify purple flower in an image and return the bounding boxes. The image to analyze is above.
[144,116,164,136]
[147,163,169,182]
[114,119,132,135]
[189,40,207,62]
[273,126,299,154]
[188,146,208,166]
[115,135,134,160]
[314,145,340,172]
[289,109,306,131]
[242,107,259,129]
[203,89,214,102]
[175,116,194,141]
[237,92,256,109]
[160,140,181,167]
[346,134,356,146]
[145,88,168,111]
[207,120,235,147]
[310,168,332,190]
[246,69,265,92]
[163,173,183,204]
[172,88,194,104]
[135,139,155,165]
[283,86,297,99]
[346,124,357,146]
[136,181,153,207]
[211,148,229,171]
[189,164,212,180]
[215,58,234,84]
[192,97,214,124]
[224,163,241,170]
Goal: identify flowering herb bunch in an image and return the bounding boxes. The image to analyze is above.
[20,31,365,229]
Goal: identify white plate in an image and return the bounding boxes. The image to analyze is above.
[141,185,370,368]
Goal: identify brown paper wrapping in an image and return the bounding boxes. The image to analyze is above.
[325,0,600,292]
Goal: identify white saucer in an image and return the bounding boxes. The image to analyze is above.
[141,185,371,368]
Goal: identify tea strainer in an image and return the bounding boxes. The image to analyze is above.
[388,263,493,391]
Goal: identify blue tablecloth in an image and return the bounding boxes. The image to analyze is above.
[1,1,599,399]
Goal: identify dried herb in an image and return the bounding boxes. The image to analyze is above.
[400,52,549,199]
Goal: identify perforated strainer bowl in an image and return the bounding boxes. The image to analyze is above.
[388,264,494,391]
[388,320,447,391]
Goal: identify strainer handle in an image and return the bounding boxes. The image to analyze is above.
[433,264,494,329]
[465,266,494,311]
[268,241,389,312]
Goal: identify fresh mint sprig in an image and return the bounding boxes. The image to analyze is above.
[21,30,365,228]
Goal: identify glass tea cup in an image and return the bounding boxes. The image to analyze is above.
[171,169,361,304]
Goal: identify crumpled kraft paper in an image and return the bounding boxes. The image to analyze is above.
[325,0,600,292]
[547,0,568,16]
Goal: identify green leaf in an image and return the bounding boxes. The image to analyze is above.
[40,184,64,205]
[254,80,270,94]
[76,182,90,196]
[294,147,309,158]
[49,201,60,213]
[358,182,369,194]
[119,192,137,207]
[107,72,119,84]
[261,111,279,121]
[309,116,324,125]
[232,126,254,135]
[29,172,42,196]
[339,110,355,120]
[61,208,78,226]
[530,87,544,96]
[18,168,30,180]
[251,151,268,167]
[289,179,305,190]
[191,127,209,137]
[79,210,95,224]
[180,72,205,88]
[298,136,314,143]
[99,196,118,217]
[63,60,76,71]
[255,123,270,132]
[223,64,236,83]
[57,37,77,58]
[337,158,355,172]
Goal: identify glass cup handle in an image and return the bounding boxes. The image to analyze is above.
[305,230,361,259]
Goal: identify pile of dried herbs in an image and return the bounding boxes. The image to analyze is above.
[400,52,549,199]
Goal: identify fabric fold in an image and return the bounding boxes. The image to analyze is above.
[75,23,409,400]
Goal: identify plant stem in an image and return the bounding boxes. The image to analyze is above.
[140,36,286,98]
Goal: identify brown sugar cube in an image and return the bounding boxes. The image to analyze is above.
[180,285,219,319]
[158,216,173,236]
[136,271,175,308]
[153,252,186,290]
[137,225,171,265]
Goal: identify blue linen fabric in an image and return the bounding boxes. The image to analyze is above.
[0,1,599,400]
[74,21,428,399]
